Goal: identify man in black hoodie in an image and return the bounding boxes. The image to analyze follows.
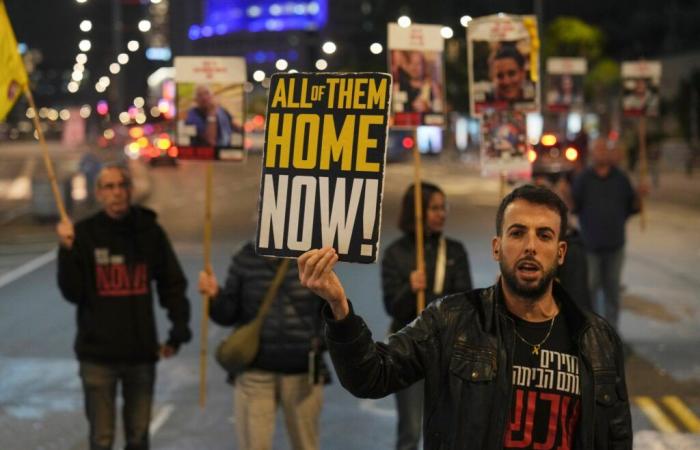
[56,164,191,450]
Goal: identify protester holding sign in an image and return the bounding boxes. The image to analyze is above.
[298,185,632,450]
[381,182,472,450]
[198,242,328,450]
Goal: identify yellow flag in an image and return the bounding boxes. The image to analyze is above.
[0,0,29,121]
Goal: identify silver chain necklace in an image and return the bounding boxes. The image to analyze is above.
[513,314,557,356]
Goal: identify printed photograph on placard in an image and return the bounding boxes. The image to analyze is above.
[176,82,244,149]
[174,56,247,160]
[480,109,529,173]
[468,14,539,116]
[621,61,662,117]
[390,49,444,127]
[545,58,587,113]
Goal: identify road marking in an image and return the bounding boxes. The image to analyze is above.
[149,403,174,436]
[0,249,56,289]
[661,396,700,433]
[635,396,679,433]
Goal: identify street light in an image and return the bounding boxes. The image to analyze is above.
[322,41,336,55]
[440,26,454,39]
[79,39,91,52]
[109,63,121,74]
[460,15,473,27]
[138,20,151,32]
[76,53,87,64]
[315,59,328,70]
[275,59,288,71]
[99,76,110,87]
[118,53,129,64]
[253,70,265,82]
[79,20,92,32]
[397,16,411,28]
[370,43,383,54]
[127,40,139,52]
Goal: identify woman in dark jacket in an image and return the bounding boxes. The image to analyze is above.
[199,241,327,450]
[381,183,473,450]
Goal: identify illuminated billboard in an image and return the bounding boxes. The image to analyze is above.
[189,0,328,39]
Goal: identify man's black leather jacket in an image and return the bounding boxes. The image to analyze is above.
[324,282,632,450]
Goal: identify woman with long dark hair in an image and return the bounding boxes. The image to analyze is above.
[381,182,473,450]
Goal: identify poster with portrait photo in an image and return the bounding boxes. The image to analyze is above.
[480,109,530,174]
[621,61,661,117]
[174,56,247,161]
[546,58,586,113]
[468,14,539,116]
[388,23,445,128]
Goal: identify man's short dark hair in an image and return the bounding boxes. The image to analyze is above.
[398,182,444,235]
[494,45,525,69]
[495,184,568,239]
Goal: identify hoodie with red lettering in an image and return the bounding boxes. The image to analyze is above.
[57,206,191,363]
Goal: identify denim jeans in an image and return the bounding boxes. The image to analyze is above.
[79,361,155,450]
[395,380,424,450]
[586,248,625,329]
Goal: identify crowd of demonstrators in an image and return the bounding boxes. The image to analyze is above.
[198,241,328,450]
[54,153,638,449]
[572,138,646,329]
[56,164,191,450]
[381,183,473,450]
[299,184,632,449]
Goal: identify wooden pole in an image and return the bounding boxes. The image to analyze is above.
[24,88,68,222]
[638,116,648,231]
[499,171,507,200]
[412,137,426,314]
[199,163,213,409]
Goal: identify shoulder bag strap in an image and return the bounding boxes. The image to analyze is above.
[255,258,290,320]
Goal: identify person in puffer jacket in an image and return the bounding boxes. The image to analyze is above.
[199,241,328,450]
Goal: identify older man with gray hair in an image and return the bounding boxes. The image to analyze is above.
[56,163,191,450]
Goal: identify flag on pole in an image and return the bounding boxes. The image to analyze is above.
[0,0,29,121]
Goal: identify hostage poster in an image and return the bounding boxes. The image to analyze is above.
[387,23,445,128]
[256,73,392,263]
[468,14,540,116]
[174,56,247,161]
[621,60,662,117]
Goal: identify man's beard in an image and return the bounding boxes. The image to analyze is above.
[500,258,558,301]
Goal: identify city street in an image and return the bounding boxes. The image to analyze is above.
[0,144,699,449]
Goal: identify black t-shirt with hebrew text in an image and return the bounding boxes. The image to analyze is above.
[503,311,582,450]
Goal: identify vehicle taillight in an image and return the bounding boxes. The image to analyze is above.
[541,134,557,146]
[402,136,414,149]
[527,149,538,163]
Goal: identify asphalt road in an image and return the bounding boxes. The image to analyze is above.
[0,145,699,449]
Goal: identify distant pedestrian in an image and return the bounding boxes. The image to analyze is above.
[198,241,328,450]
[56,164,191,450]
[381,182,472,450]
[572,138,646,328]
